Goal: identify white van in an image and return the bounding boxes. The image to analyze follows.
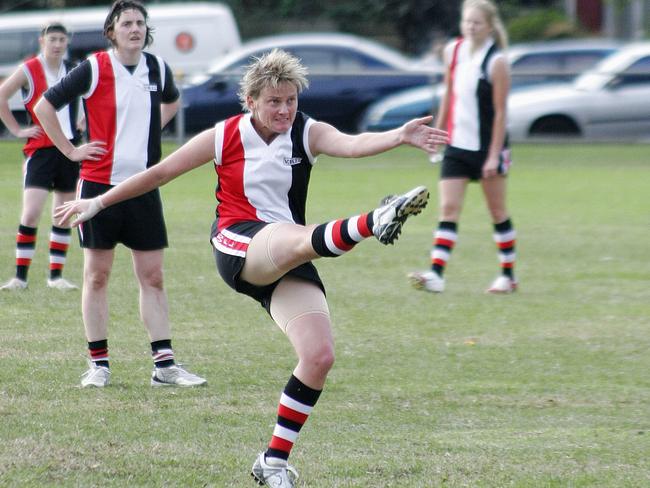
[0,2,240,125]
[0,2,240,78]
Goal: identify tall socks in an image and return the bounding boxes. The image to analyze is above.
[265,375,322,462]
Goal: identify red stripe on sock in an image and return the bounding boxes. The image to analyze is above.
[49,263,63,270]
[278,404,308,424]
[90,348,108,359]
[435,238,455,248]
[16,258,32,266]
[331,220,354,252]
[269,435,293,453]
[17,234,36,244]
[502,262,514,268]
[356,213,372,238]
[432,258,446,266]
[50,242,69,251]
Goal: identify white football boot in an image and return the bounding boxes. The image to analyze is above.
[408,270,445,293]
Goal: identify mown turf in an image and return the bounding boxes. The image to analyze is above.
[1,140,649,487]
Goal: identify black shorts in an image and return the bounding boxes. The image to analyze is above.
[440,145,512,182]
[78,179,168,250]
[210,220,325,314]
[24,146,80,192]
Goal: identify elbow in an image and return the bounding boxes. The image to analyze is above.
[34,98,49,119]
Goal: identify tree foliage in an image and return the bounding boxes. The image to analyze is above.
[0,0,566,54]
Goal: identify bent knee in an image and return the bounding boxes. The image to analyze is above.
[303,344,335,375]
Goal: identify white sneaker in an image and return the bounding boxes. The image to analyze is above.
[486,275,518,294]
[251,452,298,488]
[0,277,27,291]
[81,363,111,388]
[151,364,207,387]
[47,277,79,290]
[408,270,445,293]
[373,186,429,245]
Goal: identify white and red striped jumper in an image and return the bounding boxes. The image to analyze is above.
[14,55,78,282]
[212,111,383,463]
[434,37,516,279]
[44,49,179,368]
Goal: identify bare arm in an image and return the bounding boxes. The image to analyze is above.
[34,97,106,161]
[482,56,510,178]
[0,68,42,139]
[161,99,180,129]
[435,64,453,131]
[308,116,448,159]
[55,128,217,226]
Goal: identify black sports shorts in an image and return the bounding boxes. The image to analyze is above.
[24,146,80,192]
[78,179,168,250]
[210,220,325,314]
[440,145,511,181]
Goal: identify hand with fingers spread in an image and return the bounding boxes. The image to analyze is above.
[65,140,108,162]
[401,116,449,153]
[55,196,104,227]
[16,126,43,139]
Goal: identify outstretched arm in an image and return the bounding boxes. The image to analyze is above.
[55,128,217,226]
[308,116,448,158]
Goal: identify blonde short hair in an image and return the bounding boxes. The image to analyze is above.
[238,48,309,111]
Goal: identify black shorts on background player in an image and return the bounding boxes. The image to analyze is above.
[79,180,168,250]
[24,146,80,192]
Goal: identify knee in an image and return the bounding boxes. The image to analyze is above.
[268,225,314,270]
[20,211,40,228]
[439,201,461,220]
[84,268,110,290]
[139,268,165,291]
[306,343,335,375]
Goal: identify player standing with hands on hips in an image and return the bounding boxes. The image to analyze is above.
[35,0,206,388]
[54,48,448,487]
[0,23,83,291]
[409,0,518,294]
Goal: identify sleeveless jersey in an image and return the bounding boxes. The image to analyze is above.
[213,111,316,231]
[445,37,507,152]
[22,55,77,157]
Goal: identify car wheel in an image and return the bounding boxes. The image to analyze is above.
[529,116,580,137]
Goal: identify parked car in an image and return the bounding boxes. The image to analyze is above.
[180,33,440,134]
[359,39,621,132]
[507,42,650,141]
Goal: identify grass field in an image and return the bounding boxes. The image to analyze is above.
[0,140,649,487]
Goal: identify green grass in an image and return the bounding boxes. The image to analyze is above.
[0,140,649,487]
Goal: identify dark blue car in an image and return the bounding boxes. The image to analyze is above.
[180,33,440,134]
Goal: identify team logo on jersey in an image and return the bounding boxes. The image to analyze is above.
[283,157,302,166]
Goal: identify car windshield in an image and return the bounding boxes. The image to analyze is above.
[574,49,650,91]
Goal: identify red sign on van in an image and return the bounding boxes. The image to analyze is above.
[175,32,194,52]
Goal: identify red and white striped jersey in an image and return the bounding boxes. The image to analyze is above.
[444,37,506,152]
[21,54,77,157]
[44,49,178,185]
[213,112,316,231]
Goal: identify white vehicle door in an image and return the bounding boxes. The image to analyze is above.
[583,55,650,139]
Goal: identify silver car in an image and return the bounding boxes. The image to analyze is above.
[508,42,650,141]
[358,39,621,132]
